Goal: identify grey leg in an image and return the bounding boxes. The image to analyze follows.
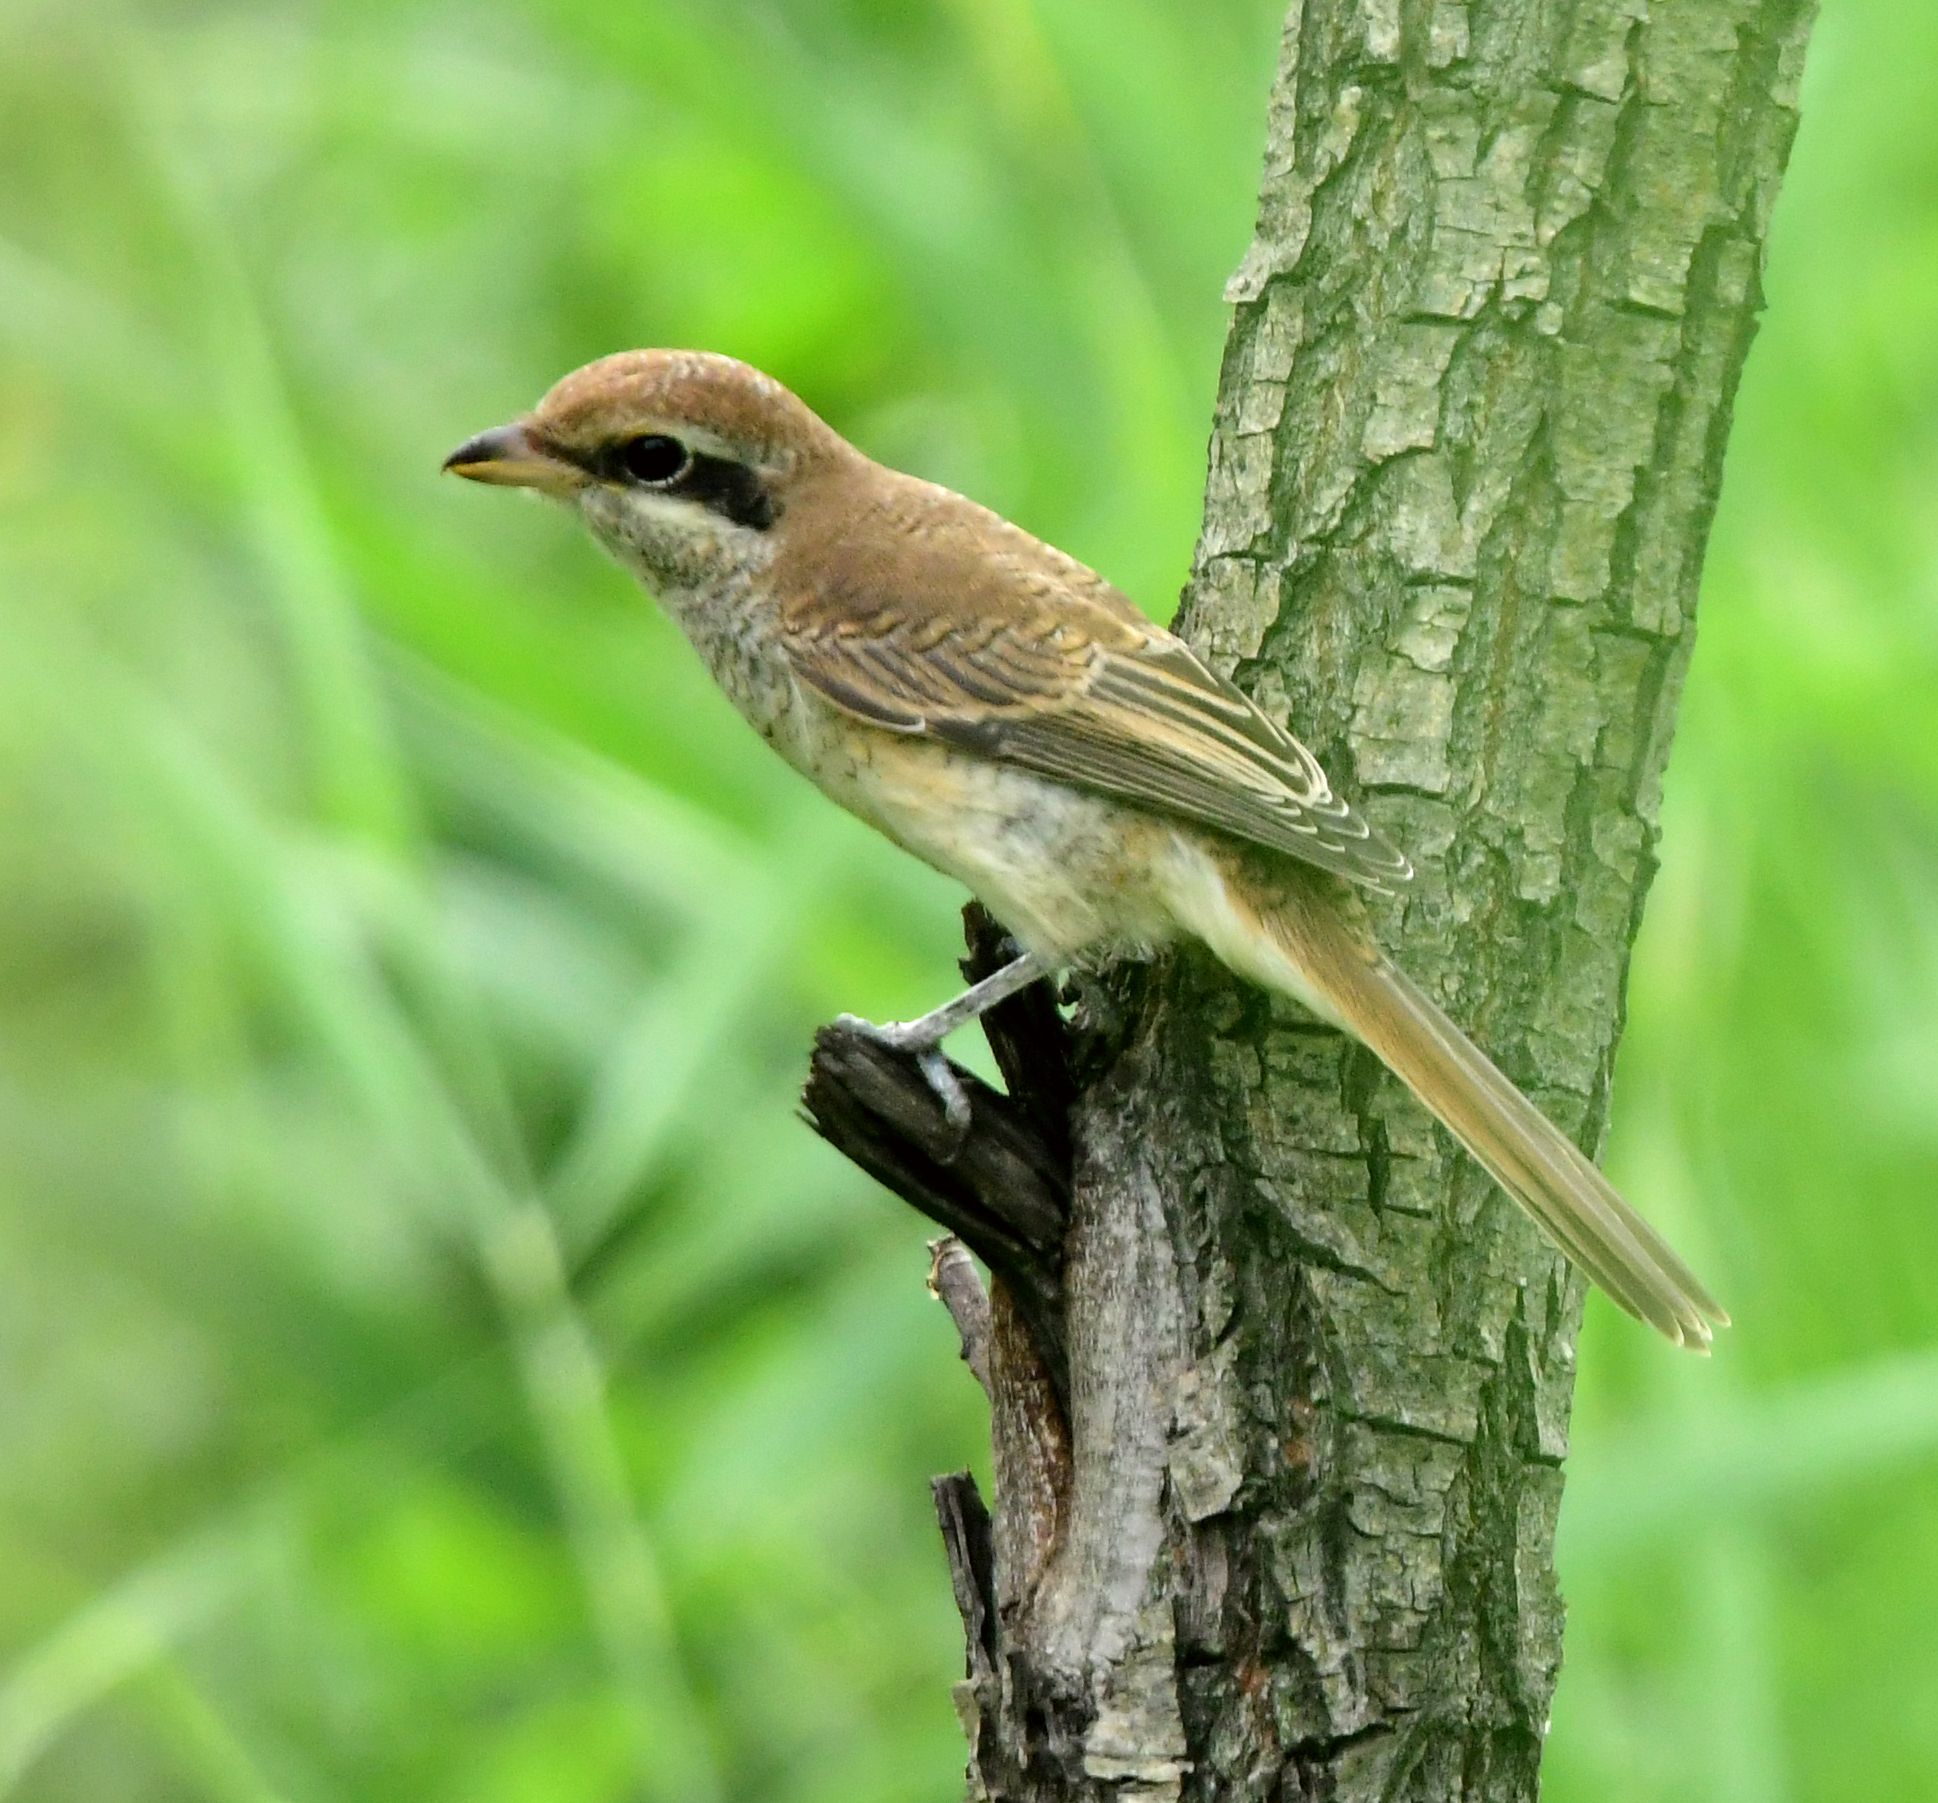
[835,953,1051,1133]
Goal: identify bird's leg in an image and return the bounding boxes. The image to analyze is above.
[835,952,1051,1135]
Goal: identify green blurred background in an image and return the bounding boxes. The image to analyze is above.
[1,1,1934,1798]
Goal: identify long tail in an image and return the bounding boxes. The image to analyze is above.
[1202,867,1728,1350]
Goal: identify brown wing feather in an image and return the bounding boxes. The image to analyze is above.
[775,471,1412,893]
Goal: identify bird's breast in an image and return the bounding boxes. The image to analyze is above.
[800,724,1190,965]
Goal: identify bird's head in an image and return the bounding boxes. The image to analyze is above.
[443,349,846,593]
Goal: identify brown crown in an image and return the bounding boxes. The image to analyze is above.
[527,349,845,469]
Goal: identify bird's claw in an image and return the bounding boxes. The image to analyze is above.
[917,1047,973,1139]
[833,1014,973,1146]
[832,1011,917,1051]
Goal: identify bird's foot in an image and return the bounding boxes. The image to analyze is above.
[833,1013,973,1139]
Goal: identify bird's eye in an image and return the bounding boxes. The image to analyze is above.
[611,434,690,486]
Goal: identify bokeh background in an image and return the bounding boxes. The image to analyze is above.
[1,1,1934,1798]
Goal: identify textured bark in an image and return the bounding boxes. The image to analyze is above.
[813,3,1814,1798]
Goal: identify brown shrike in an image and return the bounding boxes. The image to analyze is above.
[446,349,1726,1350]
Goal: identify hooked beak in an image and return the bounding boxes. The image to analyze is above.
[441,422,584,497]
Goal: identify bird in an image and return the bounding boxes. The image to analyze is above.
[444,348,1727,1350]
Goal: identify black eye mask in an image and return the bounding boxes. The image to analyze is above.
[586,435,779,532]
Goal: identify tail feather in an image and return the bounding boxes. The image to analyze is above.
[1350,953,1727,1348]
[1207,869,1727,1349]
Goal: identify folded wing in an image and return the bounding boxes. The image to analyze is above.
[777,523,1411,893]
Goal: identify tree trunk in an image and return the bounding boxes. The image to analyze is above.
[813,2,1815,1797]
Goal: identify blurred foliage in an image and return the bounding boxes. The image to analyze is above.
[0,1,1933,1799]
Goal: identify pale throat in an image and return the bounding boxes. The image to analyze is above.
[581,489,799,742]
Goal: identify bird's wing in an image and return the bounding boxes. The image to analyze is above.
[775,502,1411,892]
